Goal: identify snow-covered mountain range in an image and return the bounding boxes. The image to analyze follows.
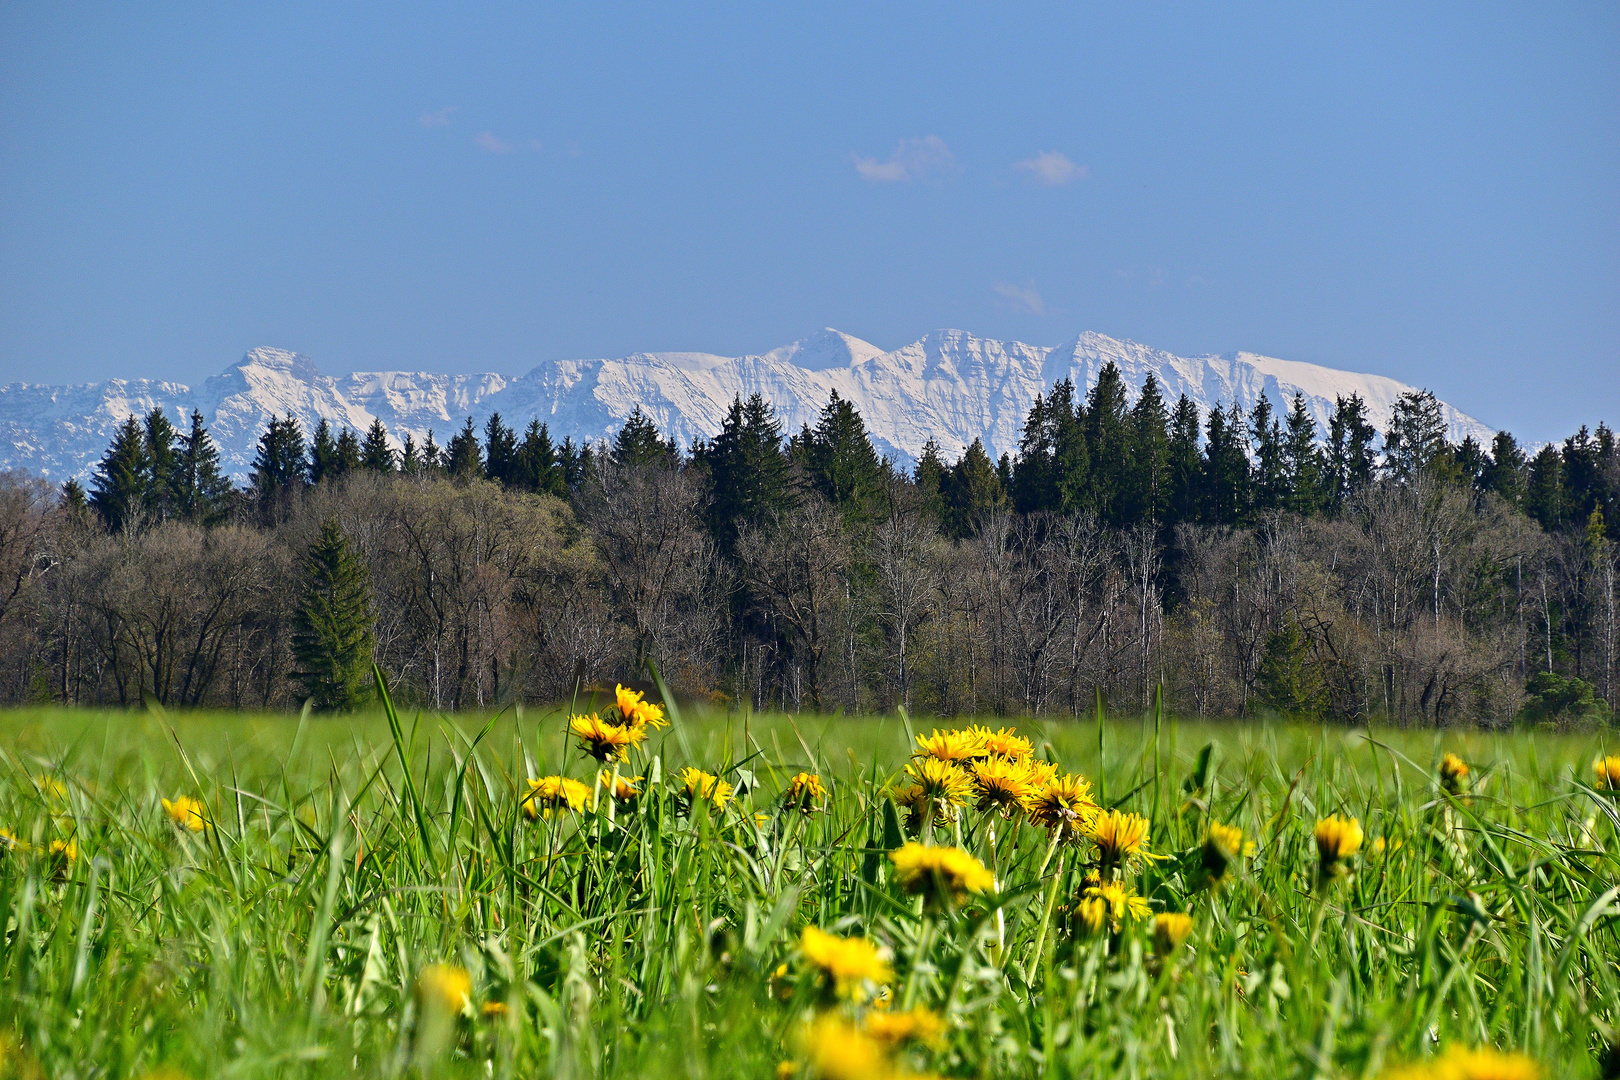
[0,329,1493,482]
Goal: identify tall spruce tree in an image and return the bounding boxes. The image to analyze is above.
[1384,389,1449,482]
[1326,394,1377,510]
[1201,403,1252,526]
[612,408,674,467]
[250,415,309,520]
[420,430,444,473]
[939,439,1005,539]
[1083,363,1131,523]
[516,419,566,496]
[1248,396,1288,514]
[360,419,395,472]
[1481,431,1527,508]
[290,519,375,710]
[484,413,518,485]
[1281,393,1325,517]
[89,415,150,533]
[143,408,181,521]
[1525,445,1565,528]
[1121,373,1169,526]
[335,428,362,477]
[913,438,949,525]
[696,393,791,552]
[797,390,883,517]
[309,420,341,485]
[445,418,483,479]
[1164,395,1203,527]
[173,410,233,524]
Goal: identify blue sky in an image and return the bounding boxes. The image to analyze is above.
[1,2,1615,443]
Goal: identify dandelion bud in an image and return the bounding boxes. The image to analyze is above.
[1439,753,1470,795]
[1314,815,1363,884]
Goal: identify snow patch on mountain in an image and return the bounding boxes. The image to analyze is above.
[0,330,1494,482]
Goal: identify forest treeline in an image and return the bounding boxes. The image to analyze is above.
[0,362,1614,725]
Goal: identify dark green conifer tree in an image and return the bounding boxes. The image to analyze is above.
[1383,389,1449,482]
[559,437,591,490]
[1282,393,1325,517]
[939,439,1006,539]
[516,419,566,496]
[1525,444,1565,529]
[249,415,308,520]
[445,418,483,479]
[1121,374,1169,526]
[420,430,444,473]
[1480,431,1526,508]
[695,394,792,552]
[1257,615,1323,717]
[1083,363,1130,523]
[400,433,422,475]
[89,416,151,533]
[797,390,883,517]
[309,420,341,484]
[335,428,361,477]
[913,438,948,525]
[1201,404,1251,526]
[612,407,674,467]
[1249,396,1288,514]
[1164,395,1203,527]
[143,408,181,521]
[1326,394,1377,510]
[173,409,233,525]
[290,518,375,711]
[483,413,518,485]
[360,419,395,473]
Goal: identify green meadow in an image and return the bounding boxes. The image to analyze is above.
[0,692,1616,1079]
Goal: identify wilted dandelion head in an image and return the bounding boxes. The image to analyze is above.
[970,726,1033,760]
[1153,912,1195,956]
[970,756,1039,816]
[596,770,642,803]
[862,1007,945,1047]
[1314,815,1363,881]
[798,1016,890,1080]
[569,712,640,762]
[522,776,590,820]
[1089,809,1159,874]
[798,926,892,1001]
[1026,774,1098,840]
[677,767,733,809]
[161,795,207,833]
[1593,755,1620,792]
[889,842,995,907]
[416,963,472,1016]
[784,772,826,813]
[1439,753,1470,794]
[914,728,983,763]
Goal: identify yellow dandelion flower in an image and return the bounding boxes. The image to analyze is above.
[889,842,996,906]
[913,728,983,763]
[596,770,642,802]
[1072,896,1111,937]
[969,756,1039,815]
[34,775,68,801]
[970,726,1033,760]
[614,684,668,731]
[48,838,77,862]
[0,827,32,855]
[569,712,641,762]
[1079,875,1153,930]
[522,776,591,819]
[798,926,893,1000]
[1315,815,1363,883]
[416,963,472,1016]
[1439,753,1470,795]
[800,1016,890,1080]
[862,1007,946,1047]
[775,1062,800,1080]
[902,758,974,811]
[1153,912,1195,956]
[1089,809,1162,875]
[784,772,826,813]
[1380,1044,1541,1080]
[1026,773,1099,840]
[481,1001,509,1019]
[1201,822,1245,882]
[1593,755,1620,792]
[161,795,207,833]
[678,767,733,809]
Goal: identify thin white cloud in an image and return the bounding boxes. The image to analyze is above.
[853,135,956,183]
[1014,150,1087,186]
[418,106,457,128]
[474,131,514,154]
[994,281,1046,315]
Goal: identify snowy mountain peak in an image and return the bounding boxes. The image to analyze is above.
[0,329,1494,482]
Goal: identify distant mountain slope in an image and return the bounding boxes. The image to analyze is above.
[0,329,1493,481]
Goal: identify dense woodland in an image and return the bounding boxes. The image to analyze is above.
[0,363,1614,726]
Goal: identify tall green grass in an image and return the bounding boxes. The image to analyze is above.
[0,687,1616,1078]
